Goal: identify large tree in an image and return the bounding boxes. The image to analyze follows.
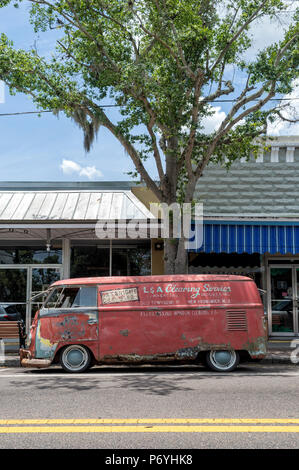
[0,0,298,273]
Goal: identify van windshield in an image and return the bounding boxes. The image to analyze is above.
[43,286,97,309]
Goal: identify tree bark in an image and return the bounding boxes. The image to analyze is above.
[164,238,178,274]
[162,177,197,274]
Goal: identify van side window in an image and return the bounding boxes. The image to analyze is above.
[72,287,97,307]
[44,287,97,309]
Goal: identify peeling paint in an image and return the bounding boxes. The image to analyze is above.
[22,276,267,371]
[242,336,267,358]
[56,315,87,341]
[120,329,129,337]
[35,321,57,360]
[101,342,235,364]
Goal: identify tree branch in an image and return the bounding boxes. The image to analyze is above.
[83,102,163,201]
[131,7,196,79]
[210,0,268,73]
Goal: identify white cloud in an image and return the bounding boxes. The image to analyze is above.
[60,159,103,179]
[201,106,226,134]
[200,78,299,137]
[240,2,299,60]
[267,79,299,136]
[79,165,103,179]
[60,159,81,174]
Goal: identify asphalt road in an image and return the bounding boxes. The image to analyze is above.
[0,363,299,450]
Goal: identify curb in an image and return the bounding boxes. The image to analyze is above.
[1,359,298,368]
[260,353,298,365]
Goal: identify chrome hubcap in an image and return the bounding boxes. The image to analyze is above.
[62,346,88,371]
[209,350,236,370]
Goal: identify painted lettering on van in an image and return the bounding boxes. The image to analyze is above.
[202,284,231,293]
[143,284,201,297]
[143,284,231,299]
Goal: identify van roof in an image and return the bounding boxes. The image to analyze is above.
[52,274,253,287]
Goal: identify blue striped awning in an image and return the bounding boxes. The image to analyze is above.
[189,222,299,254]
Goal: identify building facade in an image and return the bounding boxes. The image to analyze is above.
[1,136,299,338]
[190,136,299,338]
[0,181,162,333]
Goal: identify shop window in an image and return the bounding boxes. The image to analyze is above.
[112,247,151,276]
[71,244,151,277]
[0,247,62,264]
[71,247,110,277]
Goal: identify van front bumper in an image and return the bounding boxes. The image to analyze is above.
[19,348,52,368]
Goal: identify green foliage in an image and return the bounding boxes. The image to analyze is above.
[0,0,298,204]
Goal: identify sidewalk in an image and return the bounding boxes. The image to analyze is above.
[265,339,298,364]
[1,341,298,368]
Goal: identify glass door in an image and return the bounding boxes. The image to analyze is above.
[268,265,299,336]
[29,267,62,328]
[0,264,62,335]
[0,268,27,323]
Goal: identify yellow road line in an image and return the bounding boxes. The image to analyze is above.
[1,425,299,433]
[1,418,299,425]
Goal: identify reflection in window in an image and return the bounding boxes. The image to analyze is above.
[71,244,151,277]
[44,287,97,309]
[0,247,62,264]
[0,269,27,302]
[112,247,151,276]
[71,247,109,277]
[270,267,294,333]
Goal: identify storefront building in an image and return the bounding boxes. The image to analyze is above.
[1,136,299,338]
[189,136,299,337]
[0,181,160,332]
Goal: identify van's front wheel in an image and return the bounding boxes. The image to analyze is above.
[205,350,239,372]
[60,345,91,373]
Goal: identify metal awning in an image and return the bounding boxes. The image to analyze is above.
[0,189,157,240]
[190,221,299,254]
[0,190,154,223]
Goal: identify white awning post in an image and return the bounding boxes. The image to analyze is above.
[62,238,71,279]
[109,240,113,276]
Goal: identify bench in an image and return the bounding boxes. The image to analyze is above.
[0,321,26,349]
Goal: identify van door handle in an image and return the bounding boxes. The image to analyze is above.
[87,319,98,325]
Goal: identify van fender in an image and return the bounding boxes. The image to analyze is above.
[35,321,58,360]
[242,336,267,359]
[53,342,97,364]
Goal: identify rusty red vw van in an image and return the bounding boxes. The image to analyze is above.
[20,274,267,373]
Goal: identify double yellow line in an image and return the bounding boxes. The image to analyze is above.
[0,418,299,433]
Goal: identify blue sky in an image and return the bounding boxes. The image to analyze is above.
[0,2,298,182]
[0,2,142,182]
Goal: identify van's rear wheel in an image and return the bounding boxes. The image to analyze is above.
[205,350,239,372]
[60,345,91,373]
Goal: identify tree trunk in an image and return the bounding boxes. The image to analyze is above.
[164,238,188,274]
[164,238,178,274]
[175,237,189,273]
[162,177,197,275]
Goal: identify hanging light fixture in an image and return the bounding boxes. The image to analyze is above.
[46,228,51,252]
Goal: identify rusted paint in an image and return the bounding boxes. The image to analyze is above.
[100,341,235,364]
[20,274,267,371]
[101,352,177,363]
[242,336,267,358]
[35,321,58,359]
[55,315,86,341]
[21,358,52,368]
[120,329,129,337]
